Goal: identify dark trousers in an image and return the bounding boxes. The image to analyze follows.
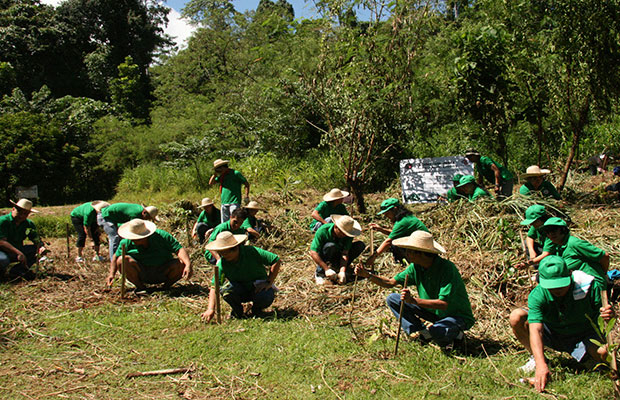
[221,281,275,317]
[314,241,366,282]
[71,216,100,248]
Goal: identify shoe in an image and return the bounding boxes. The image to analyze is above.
[92,255,105,262]
[75,256,85,263]
[518,356,536,373]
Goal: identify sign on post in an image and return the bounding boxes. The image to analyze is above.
[16,186,38,199]
[400,156,474,203]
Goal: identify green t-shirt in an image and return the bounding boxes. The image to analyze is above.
[476,156,513,184]
[70,202,97,227]
[215,169,247,205]
[204,220,248,259]
[519,180,561,200]
[527,278,603,336]
[393,256,475,330]
[446,187,460,202]
[197,208,221,229]
[241,217,254,230]
[389,214,429,240]
[311,201,348,227]
[469,187,492,202]
[101,203,144,225]
[527,226,553,251]
[115,229,182,267]
[212,245,279,291]
[547,235,607,287]
[310,223,353,253]
[0,213,39,249]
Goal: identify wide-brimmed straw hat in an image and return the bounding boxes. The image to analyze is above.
[118,219,157,240]
[245,201,264,211]
[91,200,110,212]
[323,188,349,202]
[522,165,551,179]
[213,159,229,169]
[198,197,214,208]
[205,231,247,251]
[10,199,39,213]
[144,206,159,221]
[392,231,446,254]
[332,214,361,237]
[464,149,480,157]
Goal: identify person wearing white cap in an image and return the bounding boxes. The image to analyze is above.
[106,219,191,291]
[519,165,561,200]
[310,188,349,232]
[509,256,612,393]
[191,198,221,244]
[201,231,281,321]
[209,159,250,224]
[309,214,365,285]
[0,199,46,279]
[97,202,159,274]
[355,231,475,347]
[204,208,252,264]
[70,200,109,263]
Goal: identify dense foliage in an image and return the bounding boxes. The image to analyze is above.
[1,0,620,206]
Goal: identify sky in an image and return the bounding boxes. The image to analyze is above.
[40,1,325,50]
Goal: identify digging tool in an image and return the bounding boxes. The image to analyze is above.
[601,290,619,390]
[120,243,127,298]
[518,230,534,289]
[394,275,409,356]
[66,223,71,259]
[214,264,221,324]
[370,229,374,256]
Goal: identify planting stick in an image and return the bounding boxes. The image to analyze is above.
[120,244,126,298]
[66,223,71,259]
[394,275,409,356]
[127,366,193,378]
[518,230,534,288]
[214,264,221,324]
[370,229,374,256]
[601,290,619,391]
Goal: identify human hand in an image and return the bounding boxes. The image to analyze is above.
[337,269,346,284]
[37,246,47,256]
[201,308,215,322]
[325,268,337,280]
[601,304,614,321]
[16,251,26,265]
[105,274,114,287]
[354,264,369,278]
[514,261,527,269]
[368,223,380,230]
[182,264,193,280]
[401,288,414,304]
[534,363,550,392]
[254,281,272,293]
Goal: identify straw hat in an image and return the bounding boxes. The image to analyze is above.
[245,201,264,211]
[118,219,157,240]
[205,231,247,251]
[198,197,214,208]
[144,206,159,221]
[332,214,361,237]
[213,159,229,169]
[464,149,480,157]
[91,201,110,212]
[323,188,349,202]
[10,199,38,213]
[522,165,551,178]
[392,231,446,254]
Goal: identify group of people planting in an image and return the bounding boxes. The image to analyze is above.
[0,153,615,393]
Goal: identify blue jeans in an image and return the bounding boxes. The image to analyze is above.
[98,214,120,260]
[221,281,275,317]
[221,203,240,223]
[311,216,333,232]
[0,245,37,269]
[195,223,213,244]
[386,292,466,346]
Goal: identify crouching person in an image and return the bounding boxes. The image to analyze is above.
[355,230,475,347]
[509,255,613,393]
[310,215,365,285]
[202,232,281,321]
[106,219,192,292]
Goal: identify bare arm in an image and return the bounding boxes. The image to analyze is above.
[354,264,397,288]
[244,181,250,199]
[530,322,550,392]
[178,248,192,279]
[0,238,25,263]
[310,250,329,272]
[491,163,502,186]
[106,254,118,286]
[311,209,327,224]
[526,237,537,260]
[267,260,281,284]
[246,227,260,239]
[201,287,217,322]
[209,175,217,185]
[368,223,391,235]
[600,252,610,273]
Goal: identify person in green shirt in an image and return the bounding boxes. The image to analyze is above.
[107,219,192,292]
[0,199,46,280]
[355,230,475,347]
[454,175,492,202]
[97,202,159,269]
[310,215,365,285]
[443,174,463,202]
[191,197,221,244]
[541,217,609,288]
[70,200,109,263]
[204,208,250,264]
[514,205,551,270]
[519,166,561,200]
[509,256,613,393]
[310,188,349,232]
[464,149,514,198]
[201,231,281,321]
[366,198,429,265]
[241,200,266,239]
[209,159,250,223]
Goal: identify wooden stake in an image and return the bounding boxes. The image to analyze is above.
[601,290,620,396]
[518,230,534,289]
[66,224,71,259]
[370,229,375,256]
[214,264,221,324]
[127,366,193,378]
[394,275,409,356]
[120,243,126,298]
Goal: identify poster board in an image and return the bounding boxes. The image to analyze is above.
[15,185,38,199]
[400,156,474,203]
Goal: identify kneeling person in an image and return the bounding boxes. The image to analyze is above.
[202,232,281,321]
[106,219,192,291]
[509,255,612,393]
[355,231,475,347]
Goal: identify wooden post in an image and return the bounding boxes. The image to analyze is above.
[394,275,409,356]
[601,290,619,397]
[120,243,127,298]
[66,224,71,259]
[370,229,374,256]
[518,230,534,289]
[214,264,221,324]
